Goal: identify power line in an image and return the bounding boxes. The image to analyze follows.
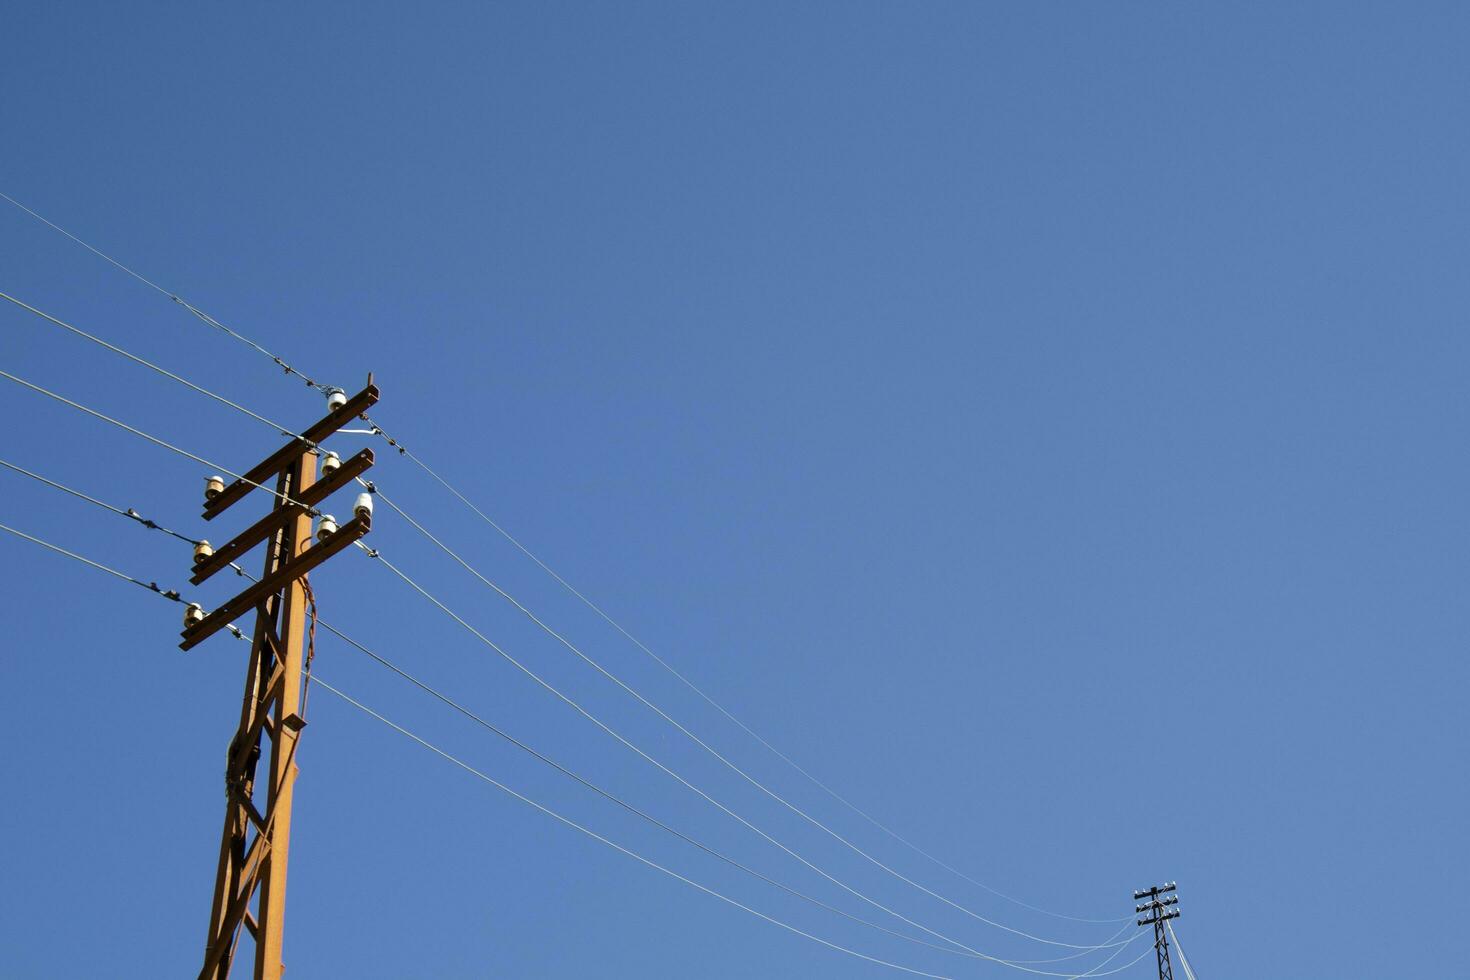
[3,450,1137,973]
[0,190,332,393]
[0,381,1007,960]
[0,280,1127,955]
[0,360,1150,979]
[318,611,1136,967]
[0,457,202,548]
[312,676,1155,980]
[0,370,1009,963]
[383,438,1130,930]
[0,368,320,516]
[311,675,964,980]
[3,280,1028,948]
[356,543,1132,971]
[2,186,1124,928]
[0,497,1139,978]
[0,520,241,638]
[0,289,305,441]
[1165,921,1198,980]
[366,482,1127,949]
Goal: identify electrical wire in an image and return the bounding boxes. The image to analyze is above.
[356,543,1133,972]
[0,449,1140,975]
[312,674,963,979]
[313,676,1154,980]
[0,520,242,638]
[394,446,1130,925]
[0,190,332,393]
[2,187,1124,928]
[0,502,1135,978]
[0,294,1126,958]
[1165,920,1199,980]
[0,368,319,516]
[318,610,1134,968]
[0,289,306,441]
[0,196,1151,969]
[365,482,1127,949]
[0,455,1131,969]
[0,457,199,548]
[1062,923,1152,980]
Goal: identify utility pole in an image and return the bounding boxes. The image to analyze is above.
[1134,882,1180,980]
[187,382,380,980]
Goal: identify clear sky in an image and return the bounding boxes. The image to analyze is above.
[1,3,1464,978]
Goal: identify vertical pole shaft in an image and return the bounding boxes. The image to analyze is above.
[203,474,292,979]
[1153,912,1174,980]
[253,450,316,980]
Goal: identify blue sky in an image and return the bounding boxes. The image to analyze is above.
[1,3,1465,977]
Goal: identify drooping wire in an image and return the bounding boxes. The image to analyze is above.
[355,543,1133,971]
[381,443,1130,926]
[0,456,251,579]
[0,283,1124,956]
[0,190,332,393]
[2,187,1123,927]
[316,610,1134,968]
[300,577,319,718]
[0,289,307,442]
[0,499,1135,978]
[1061,923,1155,980]
[0,520,242,638]
[313,676,1154,980]
[0,368,320,516]
[1165,920,1199,980]
[0,457,198,548]
[365,482,1126,948]
[2,455,1123,967]
[0,382,1029,964]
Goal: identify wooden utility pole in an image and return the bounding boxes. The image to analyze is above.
[187,382,380,980]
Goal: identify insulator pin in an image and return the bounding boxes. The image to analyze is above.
[321,451,342,476]
[204,475,226,501]
[353,492,373,520]
[184,603,206,628]
[326,388,348,412]
[317,515,339,542]
[193,540,214,563]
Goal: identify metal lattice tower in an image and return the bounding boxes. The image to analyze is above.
[1134,882,1180,980]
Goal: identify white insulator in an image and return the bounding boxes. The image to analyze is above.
[354,492,374,521]
[204,474,226,501]
[184,603,206,629]
[327,388,348,412]
[317,514,339,542]
[193,540,214,563]
[321,451,342,476]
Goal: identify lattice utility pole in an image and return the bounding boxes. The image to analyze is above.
[187,381,381,980]
[1134,882,1180,980]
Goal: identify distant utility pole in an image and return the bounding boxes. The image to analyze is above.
[188,381,380,980]
[1134,882,1181,980]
